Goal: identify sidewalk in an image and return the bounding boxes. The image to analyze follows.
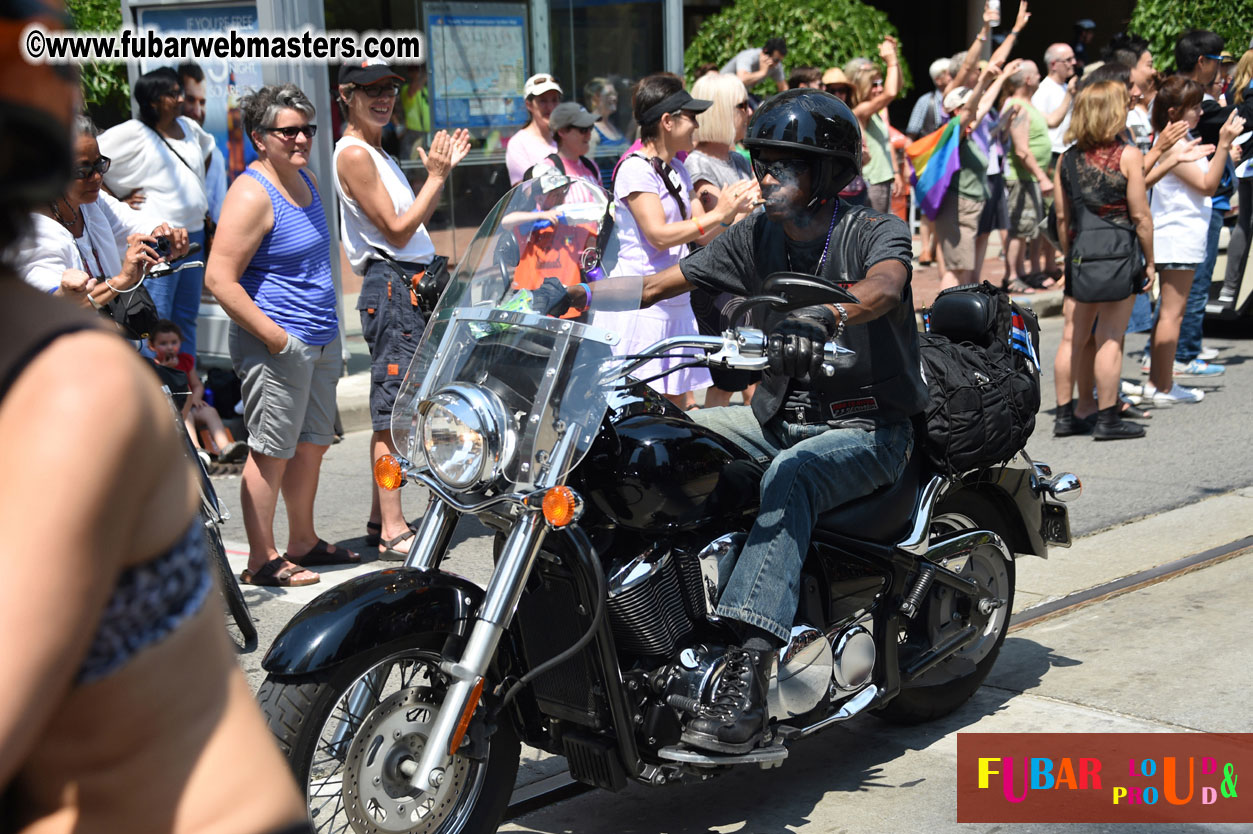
[333,248,1067,435]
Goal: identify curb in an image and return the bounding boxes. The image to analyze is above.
[339,289,1068,437]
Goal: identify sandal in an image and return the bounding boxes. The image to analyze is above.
[366,521,382,548]
[1005,278,1036,294]
[379,528,417,562]
[241,557,320,587]
[287,538,362,567]
[1121,401,1152,420]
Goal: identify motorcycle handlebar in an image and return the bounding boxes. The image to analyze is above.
[608,329,853,382]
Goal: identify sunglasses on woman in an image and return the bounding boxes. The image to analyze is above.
[735,100,751,111]
[265,124,318,140]
[359,83,401,98]
[72,155,111,179]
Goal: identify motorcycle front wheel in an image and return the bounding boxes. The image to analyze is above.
[875,491,1016,725]
[258,643,520,833]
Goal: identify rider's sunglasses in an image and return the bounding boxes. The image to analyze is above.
[265,124,318,140]
[752,157,811,183]
[73,155,111,179]
[360,83,401,98]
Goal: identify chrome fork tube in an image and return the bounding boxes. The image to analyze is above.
[408,511,548,792]
[404,495,459,570]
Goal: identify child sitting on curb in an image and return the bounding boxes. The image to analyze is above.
[148,320,247,463]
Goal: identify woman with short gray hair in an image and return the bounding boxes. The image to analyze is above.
[206,83,356,589]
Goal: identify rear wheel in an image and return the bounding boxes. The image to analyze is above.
[258,644,520,833]
[875,491,1015,725]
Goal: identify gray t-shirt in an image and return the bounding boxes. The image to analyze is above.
[685,150,753,211]
[720,47,785,84]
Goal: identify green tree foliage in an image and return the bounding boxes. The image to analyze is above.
[66,0,130,124]
[1129,0,1253,73]
[685,0,911,95]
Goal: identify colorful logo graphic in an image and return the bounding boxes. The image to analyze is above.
[957,733,1251,823]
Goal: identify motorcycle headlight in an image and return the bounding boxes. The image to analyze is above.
[418,384,513,490]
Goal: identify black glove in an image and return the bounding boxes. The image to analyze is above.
[529,276,573,317]
[767,314,832,380]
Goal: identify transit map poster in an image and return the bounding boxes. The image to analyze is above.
[423,2,528,130]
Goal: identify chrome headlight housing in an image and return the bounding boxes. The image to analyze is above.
[418,383,514,490]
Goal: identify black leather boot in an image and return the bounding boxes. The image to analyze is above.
[680,645,773,754]
[1093,405,1145,440]
[1053,402,1096,437]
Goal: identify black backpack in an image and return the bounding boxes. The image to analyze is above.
[919,282,1041,475]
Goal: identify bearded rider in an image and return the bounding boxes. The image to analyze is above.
[542,90,929,755]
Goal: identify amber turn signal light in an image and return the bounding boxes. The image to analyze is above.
[542,486,581,527]
[374,454,404,491]
[448,676,484,756]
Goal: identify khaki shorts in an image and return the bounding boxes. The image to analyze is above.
[230,325,342,459]
[935,193,984,271]
[1006,179,1044,240]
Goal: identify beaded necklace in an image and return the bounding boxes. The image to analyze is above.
[784,201,840,276]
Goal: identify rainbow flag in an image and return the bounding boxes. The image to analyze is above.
[905,117,962,220]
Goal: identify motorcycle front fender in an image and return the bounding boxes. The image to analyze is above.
[261,568,484,676]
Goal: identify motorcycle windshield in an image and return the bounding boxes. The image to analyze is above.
[391,174,643,494]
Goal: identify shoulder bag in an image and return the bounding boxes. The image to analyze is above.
[1062,148,1144,303]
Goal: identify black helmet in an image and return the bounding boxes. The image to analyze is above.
[743,89,862,201]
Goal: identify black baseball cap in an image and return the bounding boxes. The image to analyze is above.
[338,59,404,87]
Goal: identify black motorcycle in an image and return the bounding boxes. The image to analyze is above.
[257,176,1080,833]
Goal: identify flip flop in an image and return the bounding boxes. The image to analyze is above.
[1005,278,1037,294]
[287,538,362,567]
[241,557,320,587]
[379,528,417,562]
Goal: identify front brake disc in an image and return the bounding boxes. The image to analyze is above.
[342,687,471,834]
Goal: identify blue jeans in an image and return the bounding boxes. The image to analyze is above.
[1126,293,1154,334]
[147,227,207,357]
[1177,207,1223,362]
[691,406,914,644]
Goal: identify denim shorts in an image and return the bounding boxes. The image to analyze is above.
[1157,262,1200,271]
[230,325,342,459]
[358,259,429,432]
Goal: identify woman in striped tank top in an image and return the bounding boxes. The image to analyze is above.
[206,84,358,588]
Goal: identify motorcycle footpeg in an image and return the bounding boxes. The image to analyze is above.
[658,742,788,769]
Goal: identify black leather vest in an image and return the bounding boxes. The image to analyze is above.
[749,205,930,426]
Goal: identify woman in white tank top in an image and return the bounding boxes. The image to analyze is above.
[1146,78,1243,404]
[333,59,470,559]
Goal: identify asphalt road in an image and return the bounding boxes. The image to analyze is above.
[210,311,1253,832]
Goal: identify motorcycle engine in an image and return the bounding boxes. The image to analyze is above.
[604,545,706,656]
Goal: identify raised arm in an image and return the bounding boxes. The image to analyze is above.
[1169,111,1245,194]
[853,37,901,121]
[1041,78,1075,129]
[988,1,1031,68]
[945,9,995,95]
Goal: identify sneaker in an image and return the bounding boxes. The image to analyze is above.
[1138,353,1152,374]
[1198,346,1220,361]
[1121,380,1145,398]
[1150,383,1205,404]
[1173,359,1225,377]
[1217,291,1236,306]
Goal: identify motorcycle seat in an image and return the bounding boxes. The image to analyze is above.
[814,449,922,542]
